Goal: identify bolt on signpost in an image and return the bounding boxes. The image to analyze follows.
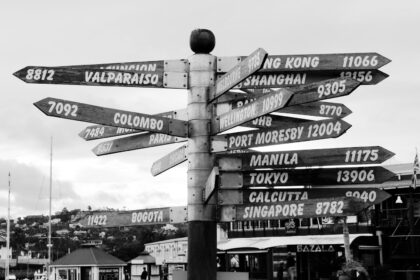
[15,28,396,280]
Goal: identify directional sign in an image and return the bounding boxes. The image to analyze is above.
[217,53,391,72]
[76,206,188,228]
[214,77,359,128]
[219,197,367,222]
[34,97,188,137]
[60,59,189,72]
[211,119,351,152]
[151,145,188,176]
[92,132,186,156]
[241,114,311,129]
[218,100,352,119]
[210,48,268,101]
[14,66,188,89]
[217,146,395,171]
[79,109,188,141]
[212,88,293,133]
[204,167,219,203]
[218,188,391,206]
[219,166,396,188]
[219,69,387,89]
[280,101,352,118]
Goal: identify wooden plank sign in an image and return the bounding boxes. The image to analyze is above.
[217,146,395,171]
[59,59,189,73]
[219,166,396,188]
[280,101,352,118]
[76,206,188,228]
[210,48,268,102]
[220,69,387,88]
[241,115,311,129]
[79,109,188,141]
[218,188,391,206]
[214,77,359,132]
[204,167,220,203]
[92,132,186,156]
[34,97,188,137]
[151,145,188,176]
[217,53,391,72]
[212,88,293,133]
[211,119,351,152]
[14,66,188,89]
[217,100,352,119]
[219,197,367,222]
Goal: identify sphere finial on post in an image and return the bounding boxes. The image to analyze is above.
[190,29,215,54]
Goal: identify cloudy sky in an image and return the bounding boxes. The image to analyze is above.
[1,0,419,219]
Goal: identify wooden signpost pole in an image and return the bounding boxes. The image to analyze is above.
[187,29,217,280]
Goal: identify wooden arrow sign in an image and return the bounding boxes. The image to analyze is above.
[34,97,188,137]
[217,146,395,171]
[218,100,352,119]
[59,59,189,72]
[14,66,188,89]
[213,77,359,134]
[219,69,387,89]
[241,114,311,129]
[210,48,268,102]
[92,132,186,156]
[204,167,220,203]
[76,206,188,228]
[280,101,352,118]
[219,166,396,188]
[217,53,391,72]
[79,109,187,141]
[219,197,367,222]
[218,188,391,206]
[212,88,293,133]
[211,119,351,152]
[151,145,188,176]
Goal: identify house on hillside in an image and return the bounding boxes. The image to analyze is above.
[49,247,126,280]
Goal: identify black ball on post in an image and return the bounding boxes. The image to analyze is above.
[190,29,215,54]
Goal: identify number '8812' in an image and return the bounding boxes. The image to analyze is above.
[26,68,55,81]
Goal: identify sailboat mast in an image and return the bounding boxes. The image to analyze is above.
[5,173,11,280]
[47,137,53,279]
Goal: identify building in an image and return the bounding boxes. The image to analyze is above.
[144,163,420,280]
[49,247,126,280]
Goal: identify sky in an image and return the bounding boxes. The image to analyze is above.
[1,0,419,219]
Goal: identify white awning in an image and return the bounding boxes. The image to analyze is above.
[217,234,372,251]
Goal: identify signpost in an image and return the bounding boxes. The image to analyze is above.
[211,119,351,152]
[217,52,391,72]
[221,69,387,88]
[76,206,187,228]
[218,188,391,206]
[212,77,359,134]
[217,100,353,119]
[17,29,393,280]
[279,101,352,118]
[60,59,189,72]
[218,166,395,188]
[215,77,359,123]
[210,48,268,101]
[217,146,395,170]
[79,108,187,141]
[34,97,188,137]
[14,66,188,89]
[92,132,186,156]
[219,197,367,222]
[151,145,188,176]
